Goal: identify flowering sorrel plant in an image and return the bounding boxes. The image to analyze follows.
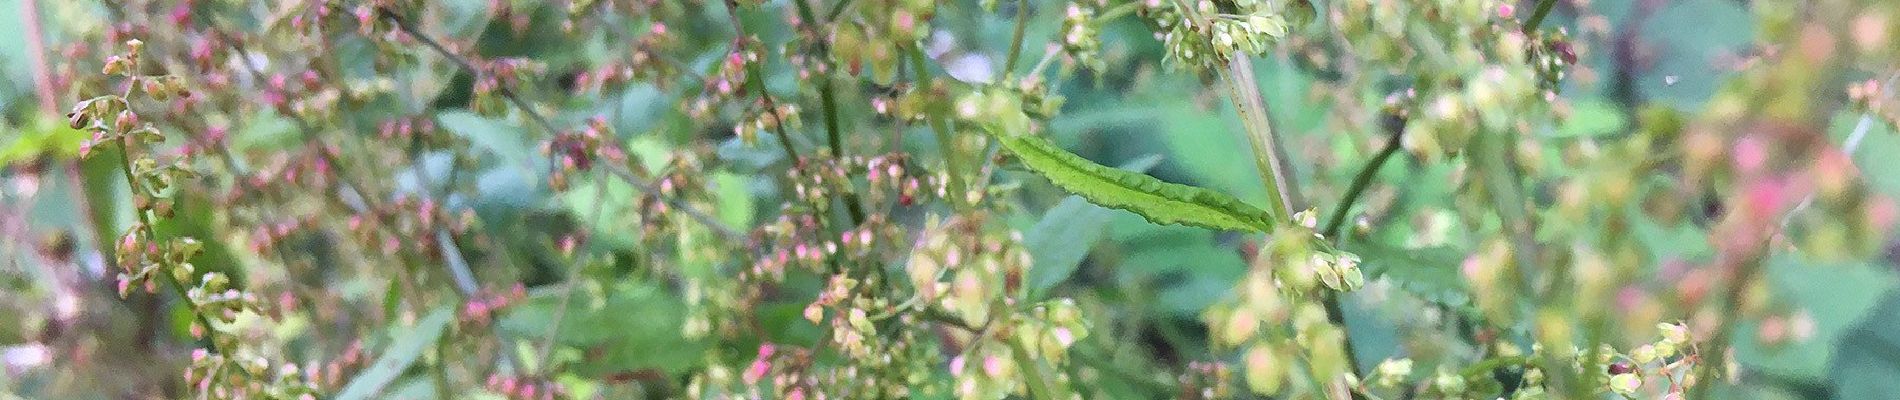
[1,0,1897,399]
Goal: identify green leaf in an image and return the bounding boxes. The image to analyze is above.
[335,306,455,400]
[992,134,1273,232]
[1735,254,1898,382]
[1830,292,1900,398]
[1553,100,1628,138]
[1346,240,1469,306]
[498,282,706,379]
[1026,155,1164,294]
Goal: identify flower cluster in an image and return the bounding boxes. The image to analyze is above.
[1204,210,1361,395]
[1147,0,1298,70]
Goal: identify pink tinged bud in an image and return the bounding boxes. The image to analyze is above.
[949,355,967,373]
[193,348,209,361]
[1053,327,1076,347]
[1758,315,1788,344]
[1869,197,1899,230]
[983,355,1006,377]
[1742,178,1795,219]
[1732,136,1769,175]
[1498,4,1515,18]
[744,359,771,384]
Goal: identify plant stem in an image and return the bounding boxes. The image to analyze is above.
[107,81,224,355]
[1221,57,1299,218]
[1690,255,1766,400]
[1523,0,1559,32]
[791,0,868,225]
[1323,130,1405,238]
[826,0,857,21]
[1222,54,1366,388]
[1011,340,1066,399]
[374,7,742,242]
[723,2,803,165]
[909,48,974,211]
[1098,2,1142,22]
[1003,0,1031,74]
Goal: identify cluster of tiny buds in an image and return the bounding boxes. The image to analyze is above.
[470,57,548,114]
[690,48,759,120]
[1847,78,1897,129]
[246,214,322,255]
[341,196,478,259]
[305,340,369,390]
[544,116,621,191]
[461,284,529,326]
[484,374,568,400]
[185,348,319,400]
[1176,361,1235,400]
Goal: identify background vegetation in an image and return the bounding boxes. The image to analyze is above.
[0,0,1896,399]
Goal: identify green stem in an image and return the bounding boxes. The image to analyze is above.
[1221,57,1299,218]
[1523,0,1559,32]
[1471,130,1540,297]
[1690,255,1767,400]
[108,90,223,356]
[826,0,857,21]
[909,48,973,211]
[1003,0,1031,74]
[792,0,867,225]
[1323,129,1405,238]
[1011,339,1065,399]
[1222,54,1365,388]
[1098,2,1141,22]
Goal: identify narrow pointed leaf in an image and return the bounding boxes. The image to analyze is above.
[336,306,455,400]
[994,134,1273,232]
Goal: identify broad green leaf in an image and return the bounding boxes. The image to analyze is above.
[499,282,706,379]
[992,134,1273,232]
[1830,292,1900,398]
[1346,240,1469,307]
[0,118,83,165]
[335,306,455,400]
[1734,255,1897,382]
[1026,155,1164,294]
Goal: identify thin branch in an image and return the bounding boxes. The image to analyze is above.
[106,81,223,355]
[1002,0,1031,74]
[909,48,975,211]
[791,0,868,224]
[719,0,802,164]
[1323,127,1405,238]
